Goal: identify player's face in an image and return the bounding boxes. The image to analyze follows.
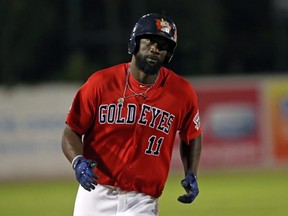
[135,36,168,75]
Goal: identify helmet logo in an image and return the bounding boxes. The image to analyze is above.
[155,18,172,34]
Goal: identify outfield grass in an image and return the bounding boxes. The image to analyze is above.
[0,171,287,216]
[160,170,288,216]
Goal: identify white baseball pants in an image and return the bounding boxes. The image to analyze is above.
[73,184,159,216]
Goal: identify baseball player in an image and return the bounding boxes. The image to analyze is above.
[61,13,202,216]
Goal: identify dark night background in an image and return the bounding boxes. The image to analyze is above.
[1,0,287,85]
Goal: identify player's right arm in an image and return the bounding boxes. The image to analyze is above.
[61,124,83,163]
[62,124,98,191]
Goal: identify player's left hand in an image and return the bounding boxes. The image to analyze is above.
[177,172,199,204]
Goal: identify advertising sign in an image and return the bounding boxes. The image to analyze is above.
[193,80,263,168]
[0,84,79,180]
[266,80,288,161]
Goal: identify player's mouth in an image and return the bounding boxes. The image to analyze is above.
[146,56,159,64]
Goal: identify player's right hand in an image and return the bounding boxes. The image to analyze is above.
[72,156,98,191]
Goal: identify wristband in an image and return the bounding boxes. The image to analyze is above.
[72,155,83,169]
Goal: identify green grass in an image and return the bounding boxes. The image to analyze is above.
[0,180,77,216]
[160,171,288,216]
[0,171,287,216]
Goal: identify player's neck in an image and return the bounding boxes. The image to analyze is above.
[129,62,159,85]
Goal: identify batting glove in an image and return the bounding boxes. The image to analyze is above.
[72,156,98,191]
[177,172,199,204]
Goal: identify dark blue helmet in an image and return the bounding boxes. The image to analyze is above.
[128,13,178,64]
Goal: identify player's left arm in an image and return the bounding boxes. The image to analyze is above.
[180,134,202,175]
[178,134,202,204]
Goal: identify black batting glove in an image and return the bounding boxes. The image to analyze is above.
[72,156,98,191]
[178,172,199,204]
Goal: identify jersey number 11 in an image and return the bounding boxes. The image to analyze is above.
[145,135,164,156]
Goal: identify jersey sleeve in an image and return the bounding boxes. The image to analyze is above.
[66,78,97,135]
[178,86,201,144]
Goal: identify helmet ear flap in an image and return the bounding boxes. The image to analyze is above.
[127,38,134,54]
[128,37,140,55]
[164,53,172,64]
[164,41,177,64]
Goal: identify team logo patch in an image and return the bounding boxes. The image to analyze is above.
[193,111,200,130]
[155,18,172,34]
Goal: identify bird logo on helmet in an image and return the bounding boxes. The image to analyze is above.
[128,13,177,64]
[155,18,172,34]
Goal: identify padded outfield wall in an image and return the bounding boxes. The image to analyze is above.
[0,77,287,180]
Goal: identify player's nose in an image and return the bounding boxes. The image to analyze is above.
[149,43,160,53]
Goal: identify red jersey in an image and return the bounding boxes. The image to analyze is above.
[66,63,201,198]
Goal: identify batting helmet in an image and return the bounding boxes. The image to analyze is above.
[128,13,178,64]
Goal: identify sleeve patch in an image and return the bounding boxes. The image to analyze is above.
[193,111,200,130]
